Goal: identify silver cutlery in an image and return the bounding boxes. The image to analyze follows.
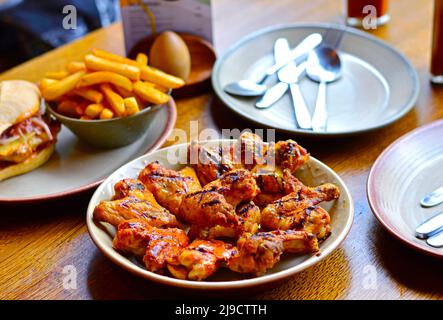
[255,38,293,109]
[415,211,443,239]
[274,40,312,129]
[223,33,322,97]
[306,27,345,132]
[415,186,443,247]
[426,230,443,248]
[421,186,443,208]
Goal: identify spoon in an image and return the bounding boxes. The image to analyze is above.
[306,46,342,132]
[421,186,443,208]
[223,33,323,97]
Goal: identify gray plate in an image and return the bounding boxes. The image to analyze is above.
[0,99,176,203]
[212,23,419,136]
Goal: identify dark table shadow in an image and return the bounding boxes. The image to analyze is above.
[86,251,285,300]
[0,190,94,230]
[373,222,443,297]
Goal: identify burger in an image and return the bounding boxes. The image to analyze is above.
[0,80,60,181]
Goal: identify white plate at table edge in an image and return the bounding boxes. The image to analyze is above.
[0,98,177,204]
[86,139,354,290]
[212,22,420,137]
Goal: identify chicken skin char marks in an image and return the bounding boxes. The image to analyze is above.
[113,219,189,274]
[272,140,310,173]
[234,131,267,170]
[228,230,318,276]
[93,179,179,228]
[178,169,260,228]
[261,183,340,231]
[253,167,305,207]
[167,239,237,281]
[188,141,242,186]
[112,179,149,200]
[138,162,202,215]
[188,201,261,239]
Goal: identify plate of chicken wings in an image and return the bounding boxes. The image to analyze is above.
[87,133,353,289]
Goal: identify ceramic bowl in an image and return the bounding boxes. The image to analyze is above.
[47,100,167,149]
[368,120,443,258]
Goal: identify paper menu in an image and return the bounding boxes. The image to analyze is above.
[120,0,213,54]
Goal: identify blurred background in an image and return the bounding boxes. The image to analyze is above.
[0,0,119,72]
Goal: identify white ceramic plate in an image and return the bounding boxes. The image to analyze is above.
[86,140,354,290]
[212,23,419,136]
[0,99,176,203]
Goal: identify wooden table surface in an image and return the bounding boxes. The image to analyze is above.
[1,0,443,300]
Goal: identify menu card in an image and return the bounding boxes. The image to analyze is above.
[120,0,213,53]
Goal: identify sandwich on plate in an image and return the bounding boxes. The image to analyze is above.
[0,80,60,181]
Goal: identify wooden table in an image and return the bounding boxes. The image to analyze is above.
[1,0,443,300]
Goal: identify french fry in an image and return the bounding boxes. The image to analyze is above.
[41,71,86,101]
[140,65,184,89]
[99,108,114,120]
[76,105,86,116]
[57,100,78,117]
[92,48,140,66]
[123,97,140,116]
[40,78,59,91]
[45,70,69,80]
[73,87,103,103]
[67,61,86,73]
[136,53,148,65]
[154,84,169,93]
[100,83,125,116]
[85,103,104,119]
[77,71,133,91]
[114,85,133,98]
[133,81,170,105]
[84,54,140,80]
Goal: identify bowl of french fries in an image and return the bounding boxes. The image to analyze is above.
[40,49,184,148]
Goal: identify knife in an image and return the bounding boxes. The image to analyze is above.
[255,38,290,109]
[277,41,312,129]
[415,211,443,239]
[426,229,443,248]
[421,186,443,208]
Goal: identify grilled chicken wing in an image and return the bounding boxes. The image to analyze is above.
[112,219,189,273]
[253,167,304,207]
[228,230,318,276]
[265,140,310,173]
[179,188,238,227]
[205,169,260,207]
[143,228,190,274]
[167,239,236,281]
[233,132,267,170]
[113,178,157,200]
[189,141,241,186]
[261,182,339,231]
[303,206,331,240]
[188,201,261,239]
[112,219,152,256]
[178,169,259,228]
[138,162,201,215]
[93,179,179,228]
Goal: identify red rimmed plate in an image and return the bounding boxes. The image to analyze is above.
[0,98,177,203]
[368,120,443,258]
